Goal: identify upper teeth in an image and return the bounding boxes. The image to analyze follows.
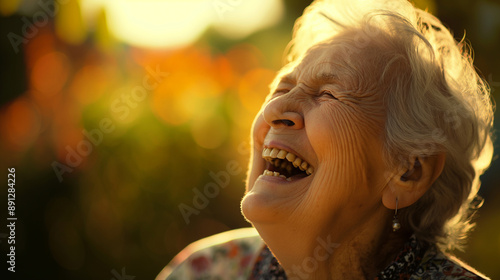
[262,147,314,176]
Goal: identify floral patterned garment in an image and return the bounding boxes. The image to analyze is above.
[158,228,489,280]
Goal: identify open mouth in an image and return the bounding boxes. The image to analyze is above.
[261,147,314,181]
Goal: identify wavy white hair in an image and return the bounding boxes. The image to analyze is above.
[275,0,494,251]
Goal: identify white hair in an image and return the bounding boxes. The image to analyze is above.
[276,0,494,251]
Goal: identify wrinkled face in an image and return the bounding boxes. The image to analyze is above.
[241,36,392,237]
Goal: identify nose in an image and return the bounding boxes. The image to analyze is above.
[262,95,304,130]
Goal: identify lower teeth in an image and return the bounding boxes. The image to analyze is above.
[263,170,291,181]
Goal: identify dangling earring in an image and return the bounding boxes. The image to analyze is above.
[392,198,401,232]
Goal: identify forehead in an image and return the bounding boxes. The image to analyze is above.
[282,38,366,84]
[274,31,389,106]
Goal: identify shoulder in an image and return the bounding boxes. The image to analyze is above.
[412,245,490,280]
[156,227,264,280]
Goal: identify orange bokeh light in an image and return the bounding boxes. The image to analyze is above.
[30,51,70,99]
[70,64,113,106]
[1,97,41,151]
[237,68,275,114]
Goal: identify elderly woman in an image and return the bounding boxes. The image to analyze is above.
[157,0,494,279]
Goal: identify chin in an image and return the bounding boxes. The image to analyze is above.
[241,173,275,225]
[242,178,314,229]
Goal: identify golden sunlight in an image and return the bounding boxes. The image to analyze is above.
[79,0,284,48]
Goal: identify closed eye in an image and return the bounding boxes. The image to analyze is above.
[273,89,290,96]
[321,90,338,100]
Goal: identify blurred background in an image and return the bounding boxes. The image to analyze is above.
[0,0,499,279]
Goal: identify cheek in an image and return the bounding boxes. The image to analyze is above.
[307,104,383,190]
[252,112,268,148]
[246,112,269,191]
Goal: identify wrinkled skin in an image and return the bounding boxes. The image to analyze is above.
[241,34,404,279]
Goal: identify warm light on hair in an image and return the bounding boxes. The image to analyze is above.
[276,0,494,251]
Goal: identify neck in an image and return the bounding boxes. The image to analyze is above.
[259,207,408,280]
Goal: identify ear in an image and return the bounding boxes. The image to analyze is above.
[382,153,446,210]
